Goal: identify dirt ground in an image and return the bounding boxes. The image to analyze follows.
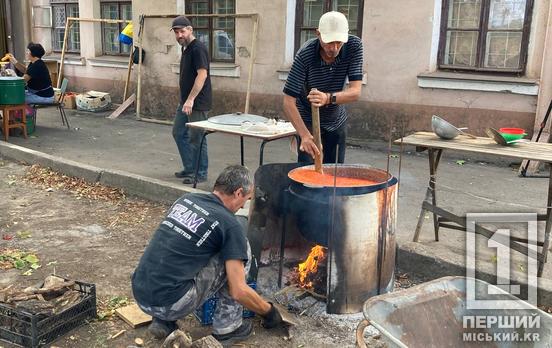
[0,159,389,348]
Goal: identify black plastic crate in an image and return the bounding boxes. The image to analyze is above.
[0,280,97,348]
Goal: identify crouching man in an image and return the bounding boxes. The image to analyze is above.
[131,165,282,344]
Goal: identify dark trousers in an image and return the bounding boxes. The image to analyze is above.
[298,122,347,164]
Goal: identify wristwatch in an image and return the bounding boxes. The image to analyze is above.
[330,93,337,105]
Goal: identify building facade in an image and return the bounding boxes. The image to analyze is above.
[3,0,551,141]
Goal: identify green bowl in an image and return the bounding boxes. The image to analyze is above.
[499,132,526,142]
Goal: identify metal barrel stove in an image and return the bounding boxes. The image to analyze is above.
[246,163,398,314]
[287,164,398,314]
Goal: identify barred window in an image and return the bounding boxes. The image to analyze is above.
[186,0,236,62]
[101,1,132,55]
[51,0,80,53]
[439,0,534,73]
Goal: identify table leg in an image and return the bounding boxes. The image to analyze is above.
[192,132,209,189]
[259,140,268,166]
[430,149,442,241]
[413,148,443,242]
[240,136,244,166]
[538,164,552,276]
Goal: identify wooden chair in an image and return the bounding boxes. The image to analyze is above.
[0,104,27,141]
[31,77,70,129]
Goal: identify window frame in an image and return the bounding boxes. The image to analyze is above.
[437,0,534,74]
[51,0,80,53]
[100,1,132,56]
[185,0,236,63]
[294,0,364,53]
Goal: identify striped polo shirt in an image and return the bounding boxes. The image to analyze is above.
[283,35,364,131]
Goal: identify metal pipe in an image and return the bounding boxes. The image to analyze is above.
[327,145,339,309]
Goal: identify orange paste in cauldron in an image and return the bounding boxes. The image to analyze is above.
[288,168,380,187]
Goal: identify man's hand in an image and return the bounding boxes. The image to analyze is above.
[261,302,283,329]
[182,99,194,115]
[307,89,328,108]
[300,133,321,160]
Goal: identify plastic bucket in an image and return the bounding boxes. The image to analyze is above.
[0,77,25,105]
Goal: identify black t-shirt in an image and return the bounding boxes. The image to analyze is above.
[26,59,54,97]
[179,39,212,111]
[132,193,248,307]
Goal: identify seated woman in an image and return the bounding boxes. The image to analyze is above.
[8,43,55,104]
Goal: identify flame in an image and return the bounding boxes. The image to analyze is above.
[297,245,327,288]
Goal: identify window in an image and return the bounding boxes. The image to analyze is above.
[186,0,236,62]
[295,0,364,52]
[438,0,534,73]
[101,1,132,55]
[51,0,80,52]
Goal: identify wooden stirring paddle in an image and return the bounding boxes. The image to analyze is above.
[311,89,323,173]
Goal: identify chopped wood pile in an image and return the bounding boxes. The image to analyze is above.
[0,275,83,316]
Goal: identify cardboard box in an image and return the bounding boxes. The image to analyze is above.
[76,91,111,112]
[63,93,77,109]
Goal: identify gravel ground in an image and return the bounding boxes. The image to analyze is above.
[0,159,431,347]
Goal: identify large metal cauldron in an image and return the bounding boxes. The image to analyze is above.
[286,164,398,314]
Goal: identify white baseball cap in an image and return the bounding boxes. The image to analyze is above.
[318,11,349,43]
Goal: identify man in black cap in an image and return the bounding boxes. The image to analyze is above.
[171,15,211,184]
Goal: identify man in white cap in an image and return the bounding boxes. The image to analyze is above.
[283,11,363,164]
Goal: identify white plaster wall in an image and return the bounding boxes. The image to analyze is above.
[361,0,549,113]
[24,0,552,115]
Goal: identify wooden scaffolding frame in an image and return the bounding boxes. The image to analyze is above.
[58,17,133,99]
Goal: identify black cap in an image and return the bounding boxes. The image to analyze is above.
[171,15,192,30]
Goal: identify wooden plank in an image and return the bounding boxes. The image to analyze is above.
[115,303,152,328]
[244,14,258,114]
[57,18,71,88]
[397,132,552,163]
[123,46,134,101]
[107,93,136,119]
[311,104,323,172]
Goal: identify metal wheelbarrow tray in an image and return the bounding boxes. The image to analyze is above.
[356,276,552,347]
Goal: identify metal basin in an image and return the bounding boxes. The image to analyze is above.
[356,276,552,348]
[431,115,461,140]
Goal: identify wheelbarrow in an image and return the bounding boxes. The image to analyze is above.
[356,276,552,347]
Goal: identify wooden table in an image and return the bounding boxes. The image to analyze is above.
[399,131,552,276]
[186,120,299,188]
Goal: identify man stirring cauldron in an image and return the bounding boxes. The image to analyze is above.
[283,11,364,164]
[132,165,283,345]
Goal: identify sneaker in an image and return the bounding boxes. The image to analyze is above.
[212,321,252,345]
[174,170,194,178]
[148,317,178,339]
[182,175,207,184]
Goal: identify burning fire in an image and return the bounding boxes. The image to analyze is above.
[297,245,327,288]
